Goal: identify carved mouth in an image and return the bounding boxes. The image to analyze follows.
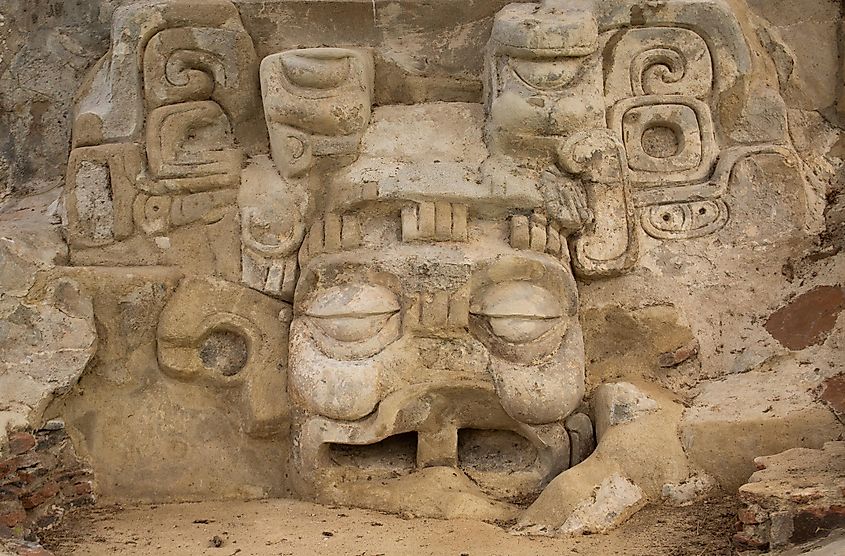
[298,384,587,504]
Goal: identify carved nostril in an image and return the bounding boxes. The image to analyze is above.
[414,337,490,377]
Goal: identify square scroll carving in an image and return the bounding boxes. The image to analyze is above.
[609,95,717,187]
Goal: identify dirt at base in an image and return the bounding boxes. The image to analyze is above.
[40,495,740,556]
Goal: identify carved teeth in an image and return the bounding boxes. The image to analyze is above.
[401,201,469,243]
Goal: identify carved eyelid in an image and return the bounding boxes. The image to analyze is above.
[509,59,581,91]
[304,284,400,318]
[471,282,563,319]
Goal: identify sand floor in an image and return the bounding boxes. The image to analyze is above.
[41,495,739,556]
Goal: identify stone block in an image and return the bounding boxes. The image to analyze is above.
[681,362,844,490]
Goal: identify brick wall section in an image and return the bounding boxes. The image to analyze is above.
[0,422,94,550]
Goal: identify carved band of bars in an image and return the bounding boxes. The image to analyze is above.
[404,290,470,332]
[402,202,469,242]
[509,212,568,260]
[300,213,363,262]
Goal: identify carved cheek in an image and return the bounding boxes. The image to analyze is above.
[549,95,604,135]
[490,90,549,134]
[288,319,383,421]
[489,324,585,425]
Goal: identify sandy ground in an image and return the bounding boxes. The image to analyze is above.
[41,495,740,556]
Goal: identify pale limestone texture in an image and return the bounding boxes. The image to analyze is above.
[0,0,844,544]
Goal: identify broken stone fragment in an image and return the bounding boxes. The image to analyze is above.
[592,382,658,440]
[661,474,716,507]
[558,474,646,536]
[734,442,845,550]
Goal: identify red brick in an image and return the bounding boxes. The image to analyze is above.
[20,481,60,510]
[733,529,769,549]
[7,433,36,456]
[1,458,17,477]
[738,507,764,524]
[72,481,93,495]
[0,501,26,528]
[15,547,54,556]
[13,453,41,470]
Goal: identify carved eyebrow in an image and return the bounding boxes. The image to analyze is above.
[304,284,400,318]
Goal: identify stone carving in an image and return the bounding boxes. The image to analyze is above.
[143,25,264,149]
[48,0,826,537]
[486,1,638,277]
[157,276,289,435]
[239,156,307,301]
[64,0,263,273]
[72,0,265,150]
[260,48,374,177]
[145,101,242,192]
[65,144,142,248]
[280,100,587,509]
[641,199,730,240]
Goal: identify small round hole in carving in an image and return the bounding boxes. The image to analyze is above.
[698,207,707,215]
[662,213,671,222]
[641,124,681,158]
[199,330,248,376]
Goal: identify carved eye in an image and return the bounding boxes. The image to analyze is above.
[471,282,563,344]
[509,59,582,90]
[305,284,400,343]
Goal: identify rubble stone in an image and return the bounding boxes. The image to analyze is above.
[734,442,845,550]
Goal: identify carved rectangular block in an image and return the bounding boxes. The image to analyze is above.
[65,144,141,248]
[145,101,242,193]
[608,96,717,187]
[260,48,374,177]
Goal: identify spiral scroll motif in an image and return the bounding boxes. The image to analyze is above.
[161,48,226,102]
[605,27,714,104]
[631,47,688,96]
[142,26,263,151]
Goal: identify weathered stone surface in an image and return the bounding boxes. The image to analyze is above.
[0,205,94,434]
[0,277,96,426]
[581,304,697,390]
[681,361,844,490]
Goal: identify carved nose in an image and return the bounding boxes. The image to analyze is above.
[404,290,469,338]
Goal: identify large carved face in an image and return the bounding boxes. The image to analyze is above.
[60,0,810,526]
[277,101,587,507]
